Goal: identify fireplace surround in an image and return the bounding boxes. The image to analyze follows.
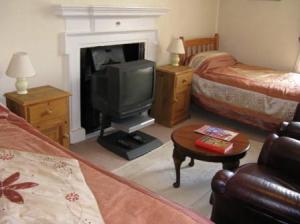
[56,6,168,143]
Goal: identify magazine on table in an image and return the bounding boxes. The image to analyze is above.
[194,125,238,141]
[195,136,233,154]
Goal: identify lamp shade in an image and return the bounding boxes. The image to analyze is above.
[6,52,35,78]
[167,38,185,54]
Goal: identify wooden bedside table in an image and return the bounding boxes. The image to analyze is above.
[151,65,193,127]
[5,86,71,148]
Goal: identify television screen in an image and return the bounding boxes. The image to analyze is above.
[121,67,154,109]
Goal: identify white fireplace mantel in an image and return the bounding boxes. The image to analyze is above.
[57,6,168,17]
[56,6,168,143]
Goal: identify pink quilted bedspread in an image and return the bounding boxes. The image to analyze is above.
[194,54,300,101]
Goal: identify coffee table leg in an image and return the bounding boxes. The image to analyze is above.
[173,147,185,188]
[188,158,194,167]
[222,160,240,171]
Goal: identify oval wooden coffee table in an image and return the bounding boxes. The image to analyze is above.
[171,124,250,188]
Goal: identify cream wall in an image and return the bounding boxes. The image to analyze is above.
[0,0,219,103]
[218,0,300,71]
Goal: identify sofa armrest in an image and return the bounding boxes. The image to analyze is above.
[211,164,300,224]
[293,104,300,122]
[257,133,278,165]
[258,134,300,179]
[211,170,234,194]
[278,121,300,140]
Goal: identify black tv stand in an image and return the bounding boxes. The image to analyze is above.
[98,130,162,160]
[116,138,134,149]
[129,133,145,144]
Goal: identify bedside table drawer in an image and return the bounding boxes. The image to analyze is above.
[28,98,68,123]
[175,72,193,92]
[32,119,70,148]
[173,91,189,114]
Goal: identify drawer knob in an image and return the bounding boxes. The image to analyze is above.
[46,108,53,115]
[116,21,121,26]
[182,79,187,83]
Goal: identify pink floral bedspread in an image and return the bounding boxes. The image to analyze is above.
[0,104,212,224]
[0,148,105,223]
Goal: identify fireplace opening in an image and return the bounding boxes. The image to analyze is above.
[80,42,145,134]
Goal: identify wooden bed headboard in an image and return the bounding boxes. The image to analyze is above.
[179,33,219,65]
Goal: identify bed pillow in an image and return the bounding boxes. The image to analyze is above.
[191,51,237,74]
[188,51,231,68]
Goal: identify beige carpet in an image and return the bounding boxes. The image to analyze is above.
[113,139,263,218]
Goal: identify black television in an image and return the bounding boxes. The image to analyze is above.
[91,60,156,120]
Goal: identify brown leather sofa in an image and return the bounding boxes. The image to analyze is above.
[210,122,300,224]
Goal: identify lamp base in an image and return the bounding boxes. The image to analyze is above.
[170,53,180,66]
[15,78,28,95]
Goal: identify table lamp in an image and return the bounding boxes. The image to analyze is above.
[6,52,36,94]
[167,38,185,66]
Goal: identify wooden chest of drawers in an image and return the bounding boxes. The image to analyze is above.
[151,65,193,127]
[5,86,71,148]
